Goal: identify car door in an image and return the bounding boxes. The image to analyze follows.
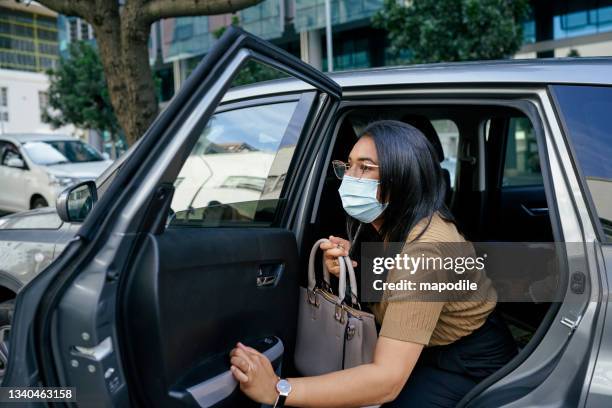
[3,27,340,407]
[485,115,552,242]
[0,142,27,212]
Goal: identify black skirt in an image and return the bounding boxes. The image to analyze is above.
[384,310,518,408]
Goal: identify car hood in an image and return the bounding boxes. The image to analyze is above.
[45,160,113,179]
[0,207,63,230]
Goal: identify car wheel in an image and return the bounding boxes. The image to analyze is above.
[0,299,13,381]
[31,197,49,209]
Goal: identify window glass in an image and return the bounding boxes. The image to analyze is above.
[170,101,299,227]
[2,149,21,166]
[432,119,459,188]
[502,117,542,187]
[552,85,612,242]
[22,140,103,165]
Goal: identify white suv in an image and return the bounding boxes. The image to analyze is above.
[0,133,112,212]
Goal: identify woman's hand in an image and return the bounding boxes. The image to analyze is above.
[320,236,358,277]
[229,342,278,405]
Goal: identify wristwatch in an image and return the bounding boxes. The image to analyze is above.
[273,378,292,407]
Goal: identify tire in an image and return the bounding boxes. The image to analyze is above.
[31,196,49,209]
[0,299,13,381]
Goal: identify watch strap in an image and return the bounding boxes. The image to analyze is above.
[274,394,287,408]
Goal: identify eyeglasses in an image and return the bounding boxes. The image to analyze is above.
[332,160,380,180]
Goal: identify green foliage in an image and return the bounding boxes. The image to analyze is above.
[373,0,530,64]
[43,41,120,137]
[212,15,287,87]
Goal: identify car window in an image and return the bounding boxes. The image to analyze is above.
[1,146,22,166]
[22,140,103,165]
[551,85,612,242]
[502,117,542,187]
[432,119,459,189]
[169,100,301,228]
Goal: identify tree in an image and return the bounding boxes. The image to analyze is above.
[44,41,121,154]
[213,16,287,87]
[373,0,530,64]
[33,0,262,145]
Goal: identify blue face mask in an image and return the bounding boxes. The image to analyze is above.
[338,175,388,224]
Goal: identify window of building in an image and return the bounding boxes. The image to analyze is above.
[69,18,78,42]
[0,87,7,107]
[39,91,49,121]
[0,111,9,122]
[552,85,612,242]
[80,20,90,40]
[554,5,612,39]
[502,117,542,187]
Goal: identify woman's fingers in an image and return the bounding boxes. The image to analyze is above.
[231,356,252,374]
[231,346,256,371]
[230,365,249,383]
[329,236,351,248]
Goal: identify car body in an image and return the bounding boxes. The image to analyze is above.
[0,28,610,407]
[0,133,113,213]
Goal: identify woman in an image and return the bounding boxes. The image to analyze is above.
[229,120,517,407]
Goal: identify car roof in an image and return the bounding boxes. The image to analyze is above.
[223,57,612,102]
[0,133,76,144]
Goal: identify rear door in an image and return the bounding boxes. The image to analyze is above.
[4,27,340,407]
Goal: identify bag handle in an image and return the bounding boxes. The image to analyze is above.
[308,239,358,305]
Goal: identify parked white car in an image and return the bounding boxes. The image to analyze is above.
[0,133,113,212]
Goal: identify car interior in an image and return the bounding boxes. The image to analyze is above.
[117,100,562,407]
[306,104,556,348]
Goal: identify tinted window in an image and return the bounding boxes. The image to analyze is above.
[170,101,300,227]
[22,140,103,164]
[552,85,612,241]
[502,117,542,187]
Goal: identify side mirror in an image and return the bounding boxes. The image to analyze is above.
[56,180,98,223]
[5,156,25,169]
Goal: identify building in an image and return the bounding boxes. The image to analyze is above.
[0,0,59,72]
[160,0,388,92]
[159,0,612,93]
[0,1,74,135]
[517,0,612,58]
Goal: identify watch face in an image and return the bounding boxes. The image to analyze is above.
[276,379,292,395]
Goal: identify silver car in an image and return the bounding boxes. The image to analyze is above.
[0,27,611,407]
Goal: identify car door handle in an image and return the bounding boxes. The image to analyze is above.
[256,263,284,288]
[521,204,549,217]
[186,337,284,407]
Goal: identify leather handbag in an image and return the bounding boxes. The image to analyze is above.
[294,238,378,377]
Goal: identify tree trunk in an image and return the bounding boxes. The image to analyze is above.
[91,4,158,146]
[37,0,263,146]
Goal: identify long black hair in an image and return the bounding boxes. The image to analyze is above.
[347,119,455,244]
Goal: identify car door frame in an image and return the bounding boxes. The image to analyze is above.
[3,26,341,406]
[297,87,602,407]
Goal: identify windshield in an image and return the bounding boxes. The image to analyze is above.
[22,140,104,165]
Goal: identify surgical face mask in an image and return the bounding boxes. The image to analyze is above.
[338,175,388,224]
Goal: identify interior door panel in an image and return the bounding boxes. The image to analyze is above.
[498,185,552,242]
[121,228,299,407]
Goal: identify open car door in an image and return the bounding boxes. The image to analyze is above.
[4,27,341,407]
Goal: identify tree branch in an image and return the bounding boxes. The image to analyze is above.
[142,0,263,23]
[34,0,91,19]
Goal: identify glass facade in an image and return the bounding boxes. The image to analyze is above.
[162,0,283,63]
[0,7,59,72]
[57,15,94,56]
[294,0,383,32]
[554,5,612,39]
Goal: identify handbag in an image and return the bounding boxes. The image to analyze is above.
[294,238,378,376]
